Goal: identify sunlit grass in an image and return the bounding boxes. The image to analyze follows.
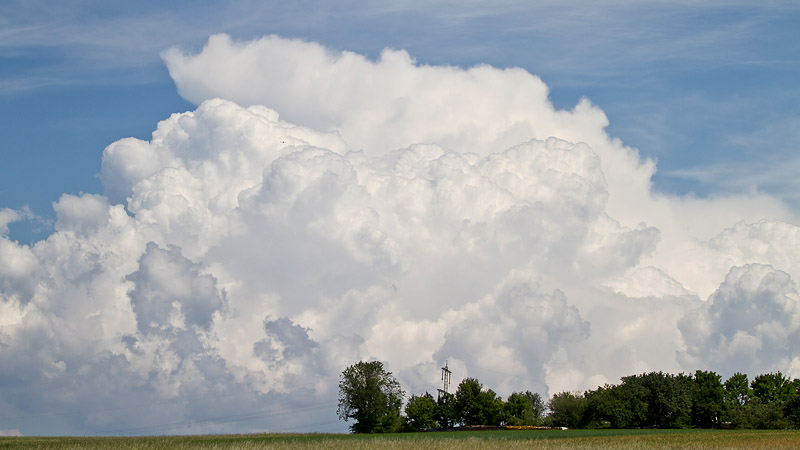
[2,429,800,449]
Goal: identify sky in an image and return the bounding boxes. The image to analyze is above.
[1,0,799,437]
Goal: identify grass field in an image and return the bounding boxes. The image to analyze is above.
[2,429,800,449]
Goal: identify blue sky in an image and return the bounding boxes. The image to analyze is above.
[2,1,800,436]
[2,1,799,243]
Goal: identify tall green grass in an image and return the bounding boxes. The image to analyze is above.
[2,429,800,449]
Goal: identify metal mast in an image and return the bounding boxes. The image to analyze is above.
[437,361,452,399]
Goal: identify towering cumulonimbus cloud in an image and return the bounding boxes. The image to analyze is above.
[1,34,800,435]
[162,34,653,227]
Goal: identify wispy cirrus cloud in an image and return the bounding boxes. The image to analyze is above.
[3,1,797,89]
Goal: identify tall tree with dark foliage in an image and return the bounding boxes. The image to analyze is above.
[337,361,405,433]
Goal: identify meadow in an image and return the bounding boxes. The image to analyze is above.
[2,429,800,449]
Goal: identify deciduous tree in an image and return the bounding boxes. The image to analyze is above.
[434,392,457,428]
[403,392,438,431]
[692,370,724,428]
[547,391,587,428]
[337,360,405,433]
[455,377,483,426]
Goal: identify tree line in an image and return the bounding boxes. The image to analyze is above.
[560,370,800,430]
[337,361,800,433]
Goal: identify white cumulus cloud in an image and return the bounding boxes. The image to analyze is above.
[679,264,800,377]
[1,34,800,435]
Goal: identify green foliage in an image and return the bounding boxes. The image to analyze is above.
[751,372,792,405]
[723,372,752,427]
[452,377,505,426]
[729,402,793,429]
[721,372,800,430]
[547,391,588,428]
[454,377,484,426]
[585,383,647,428]
[621,372,694,428]
[692,370,725,428]
[734,372,796,429]
[477,388,505,425]
[384,362,800,432]
[526,391,547,424]
[337,360,405,433]
[434,392,458,428]
[724,372,752,407]
[580,370,800,430]
[785,379,800,428]
[504,391,544,425]
[584,372,704,429]
[403,392,438,431]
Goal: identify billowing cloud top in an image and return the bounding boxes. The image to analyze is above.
[1,34,799,435]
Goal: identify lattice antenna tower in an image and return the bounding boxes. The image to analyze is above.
[437,360,452,400]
